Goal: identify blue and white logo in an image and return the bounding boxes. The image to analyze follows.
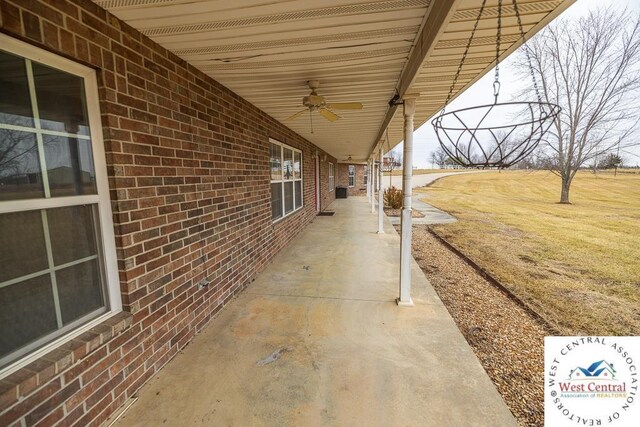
[545,337,639,426]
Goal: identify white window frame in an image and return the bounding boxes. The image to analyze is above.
[348,165,356,187]
[269,138,303,221]
[363,165,368,186]
[328,163,334,192]
[0,34,121,378]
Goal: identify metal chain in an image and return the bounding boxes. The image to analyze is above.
[493,0,502,103]
[443,0,489,110]
[513,0,544,106]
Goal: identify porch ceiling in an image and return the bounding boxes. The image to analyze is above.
[93,0,573,162]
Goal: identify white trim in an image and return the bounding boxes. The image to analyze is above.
[0,255,98,289]
[328,163,334,192]
[0,34,122,375]
[314,155,320,212]
[269,138,303,222]
[0,195,101,213]
[40,210,64,328]
[85,56,122,316]
[0,309,117,379]
[25,59,51,199]
[0,122,92,140]
[348,164,356,187]
[0,33,99,79]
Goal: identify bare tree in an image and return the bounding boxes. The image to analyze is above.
[385,147,403,187]
[430,146,449,168]
[516,7,640,203]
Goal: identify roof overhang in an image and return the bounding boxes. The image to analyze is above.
[92,0,575,161]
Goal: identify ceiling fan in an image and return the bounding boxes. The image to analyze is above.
[286,80,363,124]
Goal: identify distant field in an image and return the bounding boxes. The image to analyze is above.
[384,168,468,176]
[420,170,640,335]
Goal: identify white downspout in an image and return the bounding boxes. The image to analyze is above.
[398,94,418,307]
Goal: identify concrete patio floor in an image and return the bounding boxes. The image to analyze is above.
[114,197,516,426]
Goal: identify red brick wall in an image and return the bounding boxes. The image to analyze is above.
[0,0,336,425]
[337,163,368,197]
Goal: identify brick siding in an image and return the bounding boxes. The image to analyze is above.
[0,0,336,425]
[337,163,368,197]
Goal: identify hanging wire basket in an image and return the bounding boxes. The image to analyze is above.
[431,101,560,168]
[431,0,561,169]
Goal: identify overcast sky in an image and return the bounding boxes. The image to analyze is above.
[406,0,640,168]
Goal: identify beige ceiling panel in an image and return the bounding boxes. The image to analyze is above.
[171,25,420,56]
[92,0,435,161]
[93,0,573,161]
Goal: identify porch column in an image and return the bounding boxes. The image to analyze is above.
[366,160,371,201]
[398,94,418,307]
[377,148,384,233]
[370,159,375,213]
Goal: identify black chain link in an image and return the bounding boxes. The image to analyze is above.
[513,0,544,106]
[443,0,489,110]
[494,0,503,103]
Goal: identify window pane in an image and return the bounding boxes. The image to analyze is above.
[48,205,98,266]
[0,274,57,359]
[293,152,301,179]
[283,148,293,180]
[295,181,302,209]
[284,181,294,214]
[271,182,282,220]
[56,259,104,325]
[270,143,281,181]
[43,135,97,196]
[0,210,48,283]
[0,129,43,200]
[0,51,33,127]
[32,62,89,136]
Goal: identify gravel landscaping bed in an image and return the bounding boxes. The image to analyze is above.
[409,224,554,427]
[383,208,425,218]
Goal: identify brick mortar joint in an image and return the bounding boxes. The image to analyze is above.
[1,312,133,402]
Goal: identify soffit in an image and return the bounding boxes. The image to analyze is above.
[93,0,432,162]
[93,0,573,161]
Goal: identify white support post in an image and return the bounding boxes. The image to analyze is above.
[366,160,371,202]
[370,159,375,213]
[377,148,384,234]
[398,94,418,307]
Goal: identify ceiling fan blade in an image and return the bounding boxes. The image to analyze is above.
[286,109,308,121]
[319,109,340,122]
[325,102,363,110]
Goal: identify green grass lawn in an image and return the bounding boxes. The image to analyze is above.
[420,170,640,335]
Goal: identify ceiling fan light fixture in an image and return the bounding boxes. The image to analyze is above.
[286,80,364,125]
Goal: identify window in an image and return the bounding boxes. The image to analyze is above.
[363,165,368,186]
[0,35,120,372]
[328,163,334,192]
[348,165,355,187]
[270,139,303,220]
